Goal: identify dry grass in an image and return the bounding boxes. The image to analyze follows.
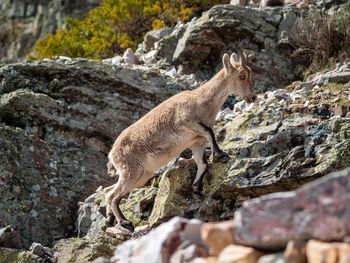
[294,2,350,75]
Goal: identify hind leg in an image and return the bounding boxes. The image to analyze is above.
[105,165,143,231]
[103,185,116,226]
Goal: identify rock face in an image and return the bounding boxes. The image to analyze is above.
[0,0,101,63]
[148,98,350,226]
[169,4,303,92]
[234,168,350,250]
[0,58,190,247]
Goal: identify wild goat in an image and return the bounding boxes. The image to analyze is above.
[104,51,256,231]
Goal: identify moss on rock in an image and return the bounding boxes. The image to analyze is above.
[0,248,41,263]
[55,235,119,263]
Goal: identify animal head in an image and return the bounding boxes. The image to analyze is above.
[222,51,256,103]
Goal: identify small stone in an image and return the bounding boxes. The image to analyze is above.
[288,104,305,113]
[217,245,263,263]
[284,240,306,263]
[143,50,158,65]
[102,56,122,65]
[105,226,132,239]
[91,257,111,263]
[165,68,177,78]
[295,81,313,91]
[201,221,235,256]
[306,240,337,263]
[190,257,217,263]
[290,93,303,101]
[30,242,53,257]
[170,241,209,263]
[144,28,173,52]
[332,105,347,117]
[257,253,284,263]
[123,48,137,66]
[336,243,350,262]
[135,225,151,235]
[331,97,340,103]
[230,0,248,5]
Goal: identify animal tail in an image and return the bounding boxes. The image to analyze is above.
[107,160,117,177]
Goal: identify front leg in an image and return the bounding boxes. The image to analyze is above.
[199,123,230,163]
[191,140,208,200]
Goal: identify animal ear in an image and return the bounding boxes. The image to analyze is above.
[230,53,238,64]
[222,54,234,73]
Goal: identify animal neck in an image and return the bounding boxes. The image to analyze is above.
[196,69,231,113]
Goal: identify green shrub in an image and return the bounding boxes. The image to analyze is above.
[29,0,228,60]
[294,1,350,74]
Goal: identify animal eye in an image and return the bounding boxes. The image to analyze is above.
[239,75,246,80]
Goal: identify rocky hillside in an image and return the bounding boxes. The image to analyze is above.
[0,2,349,263]
[0,0,100,63]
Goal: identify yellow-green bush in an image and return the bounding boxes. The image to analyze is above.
[29,0,228,60]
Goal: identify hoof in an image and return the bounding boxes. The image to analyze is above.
[192,192,205,201]
[106,215,115,227]
[120,221,135,232]
[214,152,231,163]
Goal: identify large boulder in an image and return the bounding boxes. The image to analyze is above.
[111,217,205,263]
[0,58,190,247]
[234,167,350,250]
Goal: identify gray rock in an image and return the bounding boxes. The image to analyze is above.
[0,58,190,247]
[257,253,285,263]
[172,4,302,91]
[0,226,22,249]
[30,242,53,257]
[170,241,209,263]
[230,0,248,5]
[155,23,187,63]
[144,27,173,52]
[295,81,313,91]
[91,257,112,263]
[276,7,298,47]
[317,72,350,85]
[77,195,105,238]
[123,48,137,66]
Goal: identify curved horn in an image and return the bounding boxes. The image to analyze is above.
[238,49,247,66]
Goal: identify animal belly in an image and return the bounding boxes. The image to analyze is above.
[145,139,193,171]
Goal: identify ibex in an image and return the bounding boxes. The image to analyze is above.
[104,51,256,231]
